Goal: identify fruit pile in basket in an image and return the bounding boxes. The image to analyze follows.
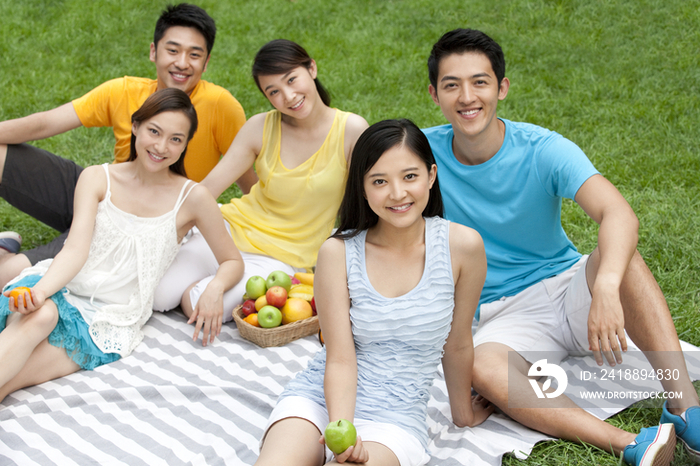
[240,271,316,328]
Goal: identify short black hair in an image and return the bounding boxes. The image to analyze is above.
[333,119,443,240]
[428,28,505,89]
[154,3,216,56]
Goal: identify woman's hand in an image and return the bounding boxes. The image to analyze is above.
[4,287,46,315]
[187,282,224,346]
[468,394,494,427]
[319,434,369,464]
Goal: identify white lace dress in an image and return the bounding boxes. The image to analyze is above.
[2,164,195,366]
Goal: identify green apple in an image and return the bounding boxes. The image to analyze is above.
[245,275,267,300]
[266,270,292,292]
[324,419,357,455]
[257,305,283,328]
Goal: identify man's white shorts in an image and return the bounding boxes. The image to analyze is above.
[262,396,431,466]
[473,255,592,365]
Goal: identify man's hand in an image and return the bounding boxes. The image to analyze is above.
[587,284,627,366]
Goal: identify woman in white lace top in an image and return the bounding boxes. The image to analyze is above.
[0,89,243,403]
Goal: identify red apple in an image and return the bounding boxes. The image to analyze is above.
[310,297,317,315]
[241,299,257,317]
[266,286,288,308]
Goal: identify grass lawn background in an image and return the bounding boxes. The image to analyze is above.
[1,0,698,464]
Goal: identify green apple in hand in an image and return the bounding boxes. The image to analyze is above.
[266,270,292,292]
[246,275,267,300]
[257,305,283,328]
[324,419,357,455]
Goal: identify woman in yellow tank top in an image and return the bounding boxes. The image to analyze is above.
[154,40,368,343]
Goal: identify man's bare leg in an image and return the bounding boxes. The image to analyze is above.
[587,248,700,413]
[473,342,636,454]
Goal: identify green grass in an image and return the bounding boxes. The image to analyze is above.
[1,0,699,464]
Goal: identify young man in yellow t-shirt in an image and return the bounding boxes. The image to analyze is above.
[0,4,254,288]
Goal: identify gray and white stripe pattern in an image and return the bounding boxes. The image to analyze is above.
[2,311,699,465]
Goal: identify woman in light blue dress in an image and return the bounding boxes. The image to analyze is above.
[256,119,492,466]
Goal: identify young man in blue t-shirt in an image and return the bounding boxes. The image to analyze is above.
[424,28,698,465]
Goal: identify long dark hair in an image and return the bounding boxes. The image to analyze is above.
[252,39,331,106]
[128,88,198,178]
[333,119,443,240]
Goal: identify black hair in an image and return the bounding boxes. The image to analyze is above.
[252,39,331,106]
[428,28,505,89]
[129,88,198,178]
[154,3,216,56]
[333,119,443,240]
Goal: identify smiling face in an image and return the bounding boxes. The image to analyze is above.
[363,144,437,230]
[256,63,319,119]
[150,26,209,95]
[429,51,510,144]
[132,110,192,172]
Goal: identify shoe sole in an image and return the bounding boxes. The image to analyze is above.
[0,231,22,253]
[640,423,676,466]
[679,437,700,464]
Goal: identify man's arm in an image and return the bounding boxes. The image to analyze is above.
[0,102,83,144]
[575,173,639,365]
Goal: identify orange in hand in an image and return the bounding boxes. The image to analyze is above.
[9,286,32,307]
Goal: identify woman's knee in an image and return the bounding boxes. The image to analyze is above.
[20,302,59,334]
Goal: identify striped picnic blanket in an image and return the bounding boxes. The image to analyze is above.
[1,310,699,465]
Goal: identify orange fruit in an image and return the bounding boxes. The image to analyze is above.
[280,298,313,325]
[294,272,314,286]
[244,313,260,327]
[9,286,32,307]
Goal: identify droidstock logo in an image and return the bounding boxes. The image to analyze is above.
[528,359,568,398]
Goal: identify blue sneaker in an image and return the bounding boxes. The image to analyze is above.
[0,232,21,254]
[623,424,676,466]
[661,401,700,463]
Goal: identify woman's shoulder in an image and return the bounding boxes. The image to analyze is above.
[342,112,369,136]
[446,220,484,256]
[340,112,369,159]
[78,164,110,188]
[179,181,213,206]
[319,235,346,259]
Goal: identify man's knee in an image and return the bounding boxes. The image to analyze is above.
[473,343,516,392]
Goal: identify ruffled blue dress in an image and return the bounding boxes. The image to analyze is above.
[279,216,455,451]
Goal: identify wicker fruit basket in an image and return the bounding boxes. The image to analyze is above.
[232,305,320,348]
